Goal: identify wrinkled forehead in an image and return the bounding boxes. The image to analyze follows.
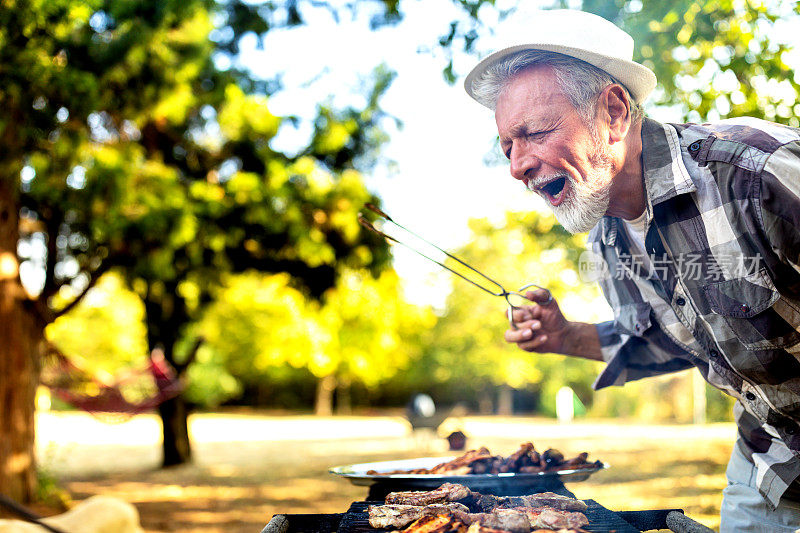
[495,68,572,132]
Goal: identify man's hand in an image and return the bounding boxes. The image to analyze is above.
[503,289,603,361]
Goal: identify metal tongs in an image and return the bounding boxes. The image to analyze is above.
[357,204,552,329]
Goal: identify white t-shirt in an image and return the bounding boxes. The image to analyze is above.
[623,210,651,275]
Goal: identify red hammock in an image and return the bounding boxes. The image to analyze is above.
[42,346,184,419]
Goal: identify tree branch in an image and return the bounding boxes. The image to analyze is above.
[174,336,205,375]
[51,261,113,319]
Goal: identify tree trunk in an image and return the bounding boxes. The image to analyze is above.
[144,289,196,468]
[0,180,43,503]
[336,376,352,415]
[315,374,336,416]
[478,391,494,415]
[497,385,513,416]
[158,394,192,467]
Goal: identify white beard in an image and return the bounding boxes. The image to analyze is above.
[547,142,614,234]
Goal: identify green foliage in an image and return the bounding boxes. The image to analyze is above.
[5,0,396,376]
[45,273,149,373]
[316,269,435,386]
[35,465,71,511]
[192,269,434,408]
[582,0,800,124]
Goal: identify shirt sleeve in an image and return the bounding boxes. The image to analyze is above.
[760,140,800,276]
[592,312,695,390]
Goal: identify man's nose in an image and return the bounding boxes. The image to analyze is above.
[509,143,540,182]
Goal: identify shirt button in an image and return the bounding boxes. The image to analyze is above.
[689,141,702,153]
[745,391,756,401]
[709,350,719,358]
[740,304,750,314]
[676,297,686,306]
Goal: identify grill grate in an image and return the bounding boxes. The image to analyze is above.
[337,500,641,533]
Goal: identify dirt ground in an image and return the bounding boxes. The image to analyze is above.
[32,411,735,532]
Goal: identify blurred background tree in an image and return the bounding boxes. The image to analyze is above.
[188,269,434,415]
[1,0,401,500]
[596,0,800,125]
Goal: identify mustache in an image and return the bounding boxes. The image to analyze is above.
[526,172,570,193]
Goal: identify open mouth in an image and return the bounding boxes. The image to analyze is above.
[538,176,568,206]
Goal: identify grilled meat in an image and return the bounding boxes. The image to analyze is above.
[386,483,472,506]
[465,524,509,533]
[401,513,468,533]
[369,503,470,529]
[473,508,531,533]
[372,484,589,532]
[530,530,587,533]
[512,507,589,530]
[386,483,588,513]
[430,448,495,474]
[453,504,587,533]
[503,493,588,512]
[472,493,506,513]
[367,443,600,476]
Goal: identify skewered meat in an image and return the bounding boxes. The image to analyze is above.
[369,503,470,529]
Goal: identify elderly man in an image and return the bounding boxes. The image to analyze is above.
[463,9,800,532]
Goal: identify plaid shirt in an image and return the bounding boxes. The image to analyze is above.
[589,117,800,509]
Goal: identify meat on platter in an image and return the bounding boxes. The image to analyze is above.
[366,442,601,476]
[367,482,589,533]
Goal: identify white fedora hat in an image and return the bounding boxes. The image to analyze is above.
[464,9,657,108]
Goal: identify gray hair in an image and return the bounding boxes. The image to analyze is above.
[470,50,643,127]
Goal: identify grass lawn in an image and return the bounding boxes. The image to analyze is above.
[35,412,735,532]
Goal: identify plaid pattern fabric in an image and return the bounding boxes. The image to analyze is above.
[588,117,800,508]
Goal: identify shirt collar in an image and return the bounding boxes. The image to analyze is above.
[599,117,697,247]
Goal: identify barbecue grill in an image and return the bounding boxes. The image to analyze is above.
[261,479,714,533]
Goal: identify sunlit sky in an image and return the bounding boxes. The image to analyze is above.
[232,1,796,318]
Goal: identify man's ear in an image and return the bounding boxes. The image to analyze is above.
[600,84,631,144]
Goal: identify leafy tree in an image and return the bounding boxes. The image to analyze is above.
[574,0,800,124]
[1,0,401,500]
[313,269,436,414]
[195,269,434,414]
[45,272,149,378]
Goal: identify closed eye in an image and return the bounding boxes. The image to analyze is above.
[527,129,552,140]
[502,131,552,159]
